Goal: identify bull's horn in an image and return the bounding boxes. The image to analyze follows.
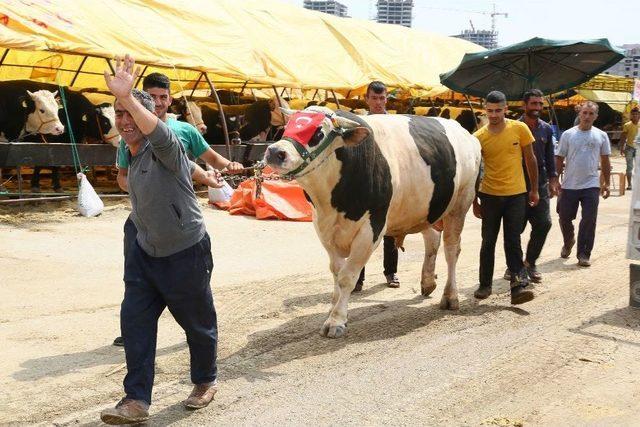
[279,107,297,116]
[26,90,35,98]
[52,90,58,97]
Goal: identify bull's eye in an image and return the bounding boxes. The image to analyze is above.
[39,108,45,113]
[308,128,324,147]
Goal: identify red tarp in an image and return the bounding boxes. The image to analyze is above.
[211,178,313,222]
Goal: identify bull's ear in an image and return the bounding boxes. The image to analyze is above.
[343,127,370,147]
[82,114,88,122]
[333,116,360,129]
[21,98,28,108]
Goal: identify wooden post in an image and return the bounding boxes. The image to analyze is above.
[190,72,205,98]
[204,73,232,160]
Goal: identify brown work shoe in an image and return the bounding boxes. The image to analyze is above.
[510,285,534,305]
[100,398,149,425]
[474,285,492,299]
[184,381,218,410]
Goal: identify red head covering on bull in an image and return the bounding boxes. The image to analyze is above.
[282,111,326,146]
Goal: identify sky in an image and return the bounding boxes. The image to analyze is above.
[277,0,637,47]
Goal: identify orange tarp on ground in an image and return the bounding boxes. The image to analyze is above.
[211,178,313,222]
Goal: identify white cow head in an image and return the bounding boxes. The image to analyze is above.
[96,105,120,147]
[264,106,369,177]
[23,90,65,136]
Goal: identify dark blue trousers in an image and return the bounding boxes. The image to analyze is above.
[121,219,217,405]
[556,187,600,259]
[523,184,552,266]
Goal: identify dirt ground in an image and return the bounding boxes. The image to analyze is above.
[1,156,639,426]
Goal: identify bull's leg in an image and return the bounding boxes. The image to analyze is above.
[439,213,465,310]
[328,251,345,307]
[321,226,378,338]
[420,228,442,296]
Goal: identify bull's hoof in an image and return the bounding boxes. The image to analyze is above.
[439,295,459,310]
[421,283,437,297]
[320,321,347,338]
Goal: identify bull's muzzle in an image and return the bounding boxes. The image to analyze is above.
[265,144,288,165]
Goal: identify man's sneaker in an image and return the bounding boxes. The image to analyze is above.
[525,263,542,283]
[352,279,363,293]
[113,336,124,347]
[578,257,591,267]
[510,285,535,305]
[100,398,149,425]
[184,381,218,410]
[474,285,492,299]
[385,273,400,288]
[510,270,534,304]
[560,237,576,259]
[503,268,511,281]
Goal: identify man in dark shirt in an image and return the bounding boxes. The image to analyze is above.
[503,89,559,282]
[100,55,219,425]
[354,80,400,291]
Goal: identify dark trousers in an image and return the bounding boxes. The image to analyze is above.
[358,235,398,282]
[121,227,217,405]
[556,187,600,259]
[31,166,61,189]
[523,184,552,266]
[479,192,526,287]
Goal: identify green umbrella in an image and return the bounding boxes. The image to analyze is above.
[439,37,625,100]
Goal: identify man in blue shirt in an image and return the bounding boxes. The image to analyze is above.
[503,89,559,282]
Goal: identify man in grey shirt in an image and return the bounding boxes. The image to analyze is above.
[100,55,218,425]
[556,101,611,267]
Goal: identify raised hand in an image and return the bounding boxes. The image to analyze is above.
[104,54,141,98]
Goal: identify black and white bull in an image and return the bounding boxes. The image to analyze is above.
[264,106,481,338]
[0,84,65,141]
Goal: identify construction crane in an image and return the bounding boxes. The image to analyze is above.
[488,3,508,34]
[418,2,508,34]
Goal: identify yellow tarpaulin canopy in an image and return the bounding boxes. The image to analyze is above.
[0,0,483,92]
[576,74,635,93]
[576,89,632,113]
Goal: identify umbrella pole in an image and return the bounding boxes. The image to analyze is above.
[546,95,560,131]
[204,73,232,161]
[464,94,480,132]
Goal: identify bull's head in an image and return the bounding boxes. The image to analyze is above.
[23,90,65,136]
[264,106,369,177]
[96,105,121,147]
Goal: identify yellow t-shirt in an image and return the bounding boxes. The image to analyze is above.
[622,121,638,147]
[474,119,534,196]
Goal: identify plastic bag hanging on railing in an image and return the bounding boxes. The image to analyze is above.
[77,173,104,217]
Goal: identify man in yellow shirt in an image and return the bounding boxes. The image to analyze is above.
[472,90,539,305]
[620,107,639,190]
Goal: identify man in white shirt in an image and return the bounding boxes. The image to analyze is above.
[555,101,611,267]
